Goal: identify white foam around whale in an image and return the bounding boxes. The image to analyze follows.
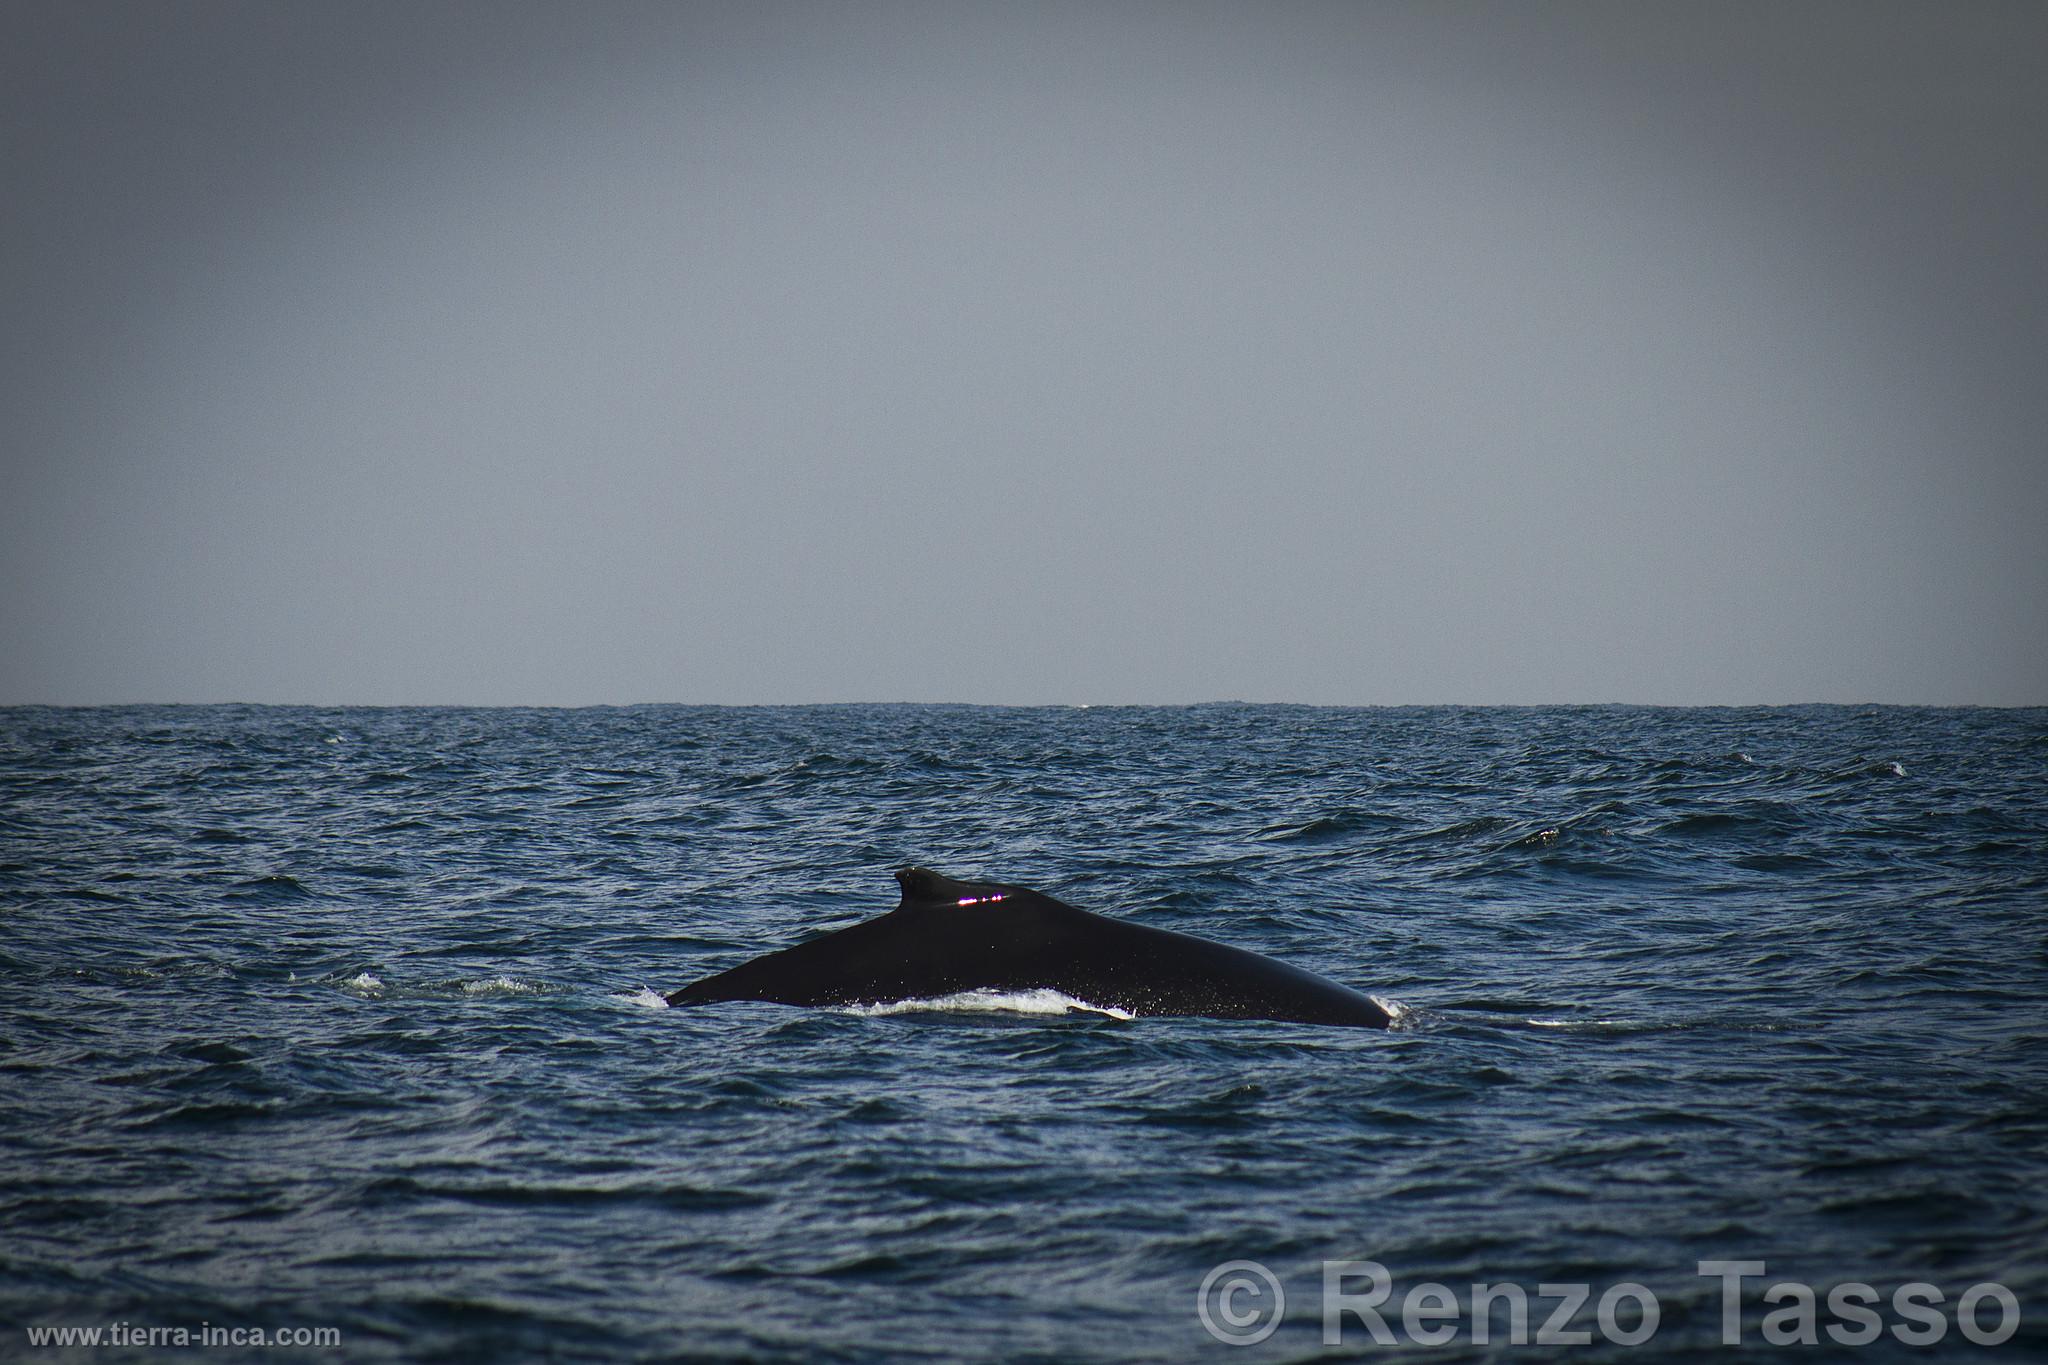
[839,988,1134,1021]
[458,975,544,996]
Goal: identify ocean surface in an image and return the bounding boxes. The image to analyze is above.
[2,704,2043,1361]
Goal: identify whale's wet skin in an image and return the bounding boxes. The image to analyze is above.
[2,704,2045,1360]
[670,867,1393,1027]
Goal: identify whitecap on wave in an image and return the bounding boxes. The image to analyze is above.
[839,988,1134,1020]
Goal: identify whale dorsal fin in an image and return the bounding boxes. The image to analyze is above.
[895,866,1015,908]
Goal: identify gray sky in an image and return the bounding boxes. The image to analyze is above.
[4,0,2043,705]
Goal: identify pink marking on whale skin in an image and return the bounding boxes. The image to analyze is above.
[956,893,1010,906]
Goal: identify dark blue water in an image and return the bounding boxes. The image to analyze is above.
[3,704,2044,1360]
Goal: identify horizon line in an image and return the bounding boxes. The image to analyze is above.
[3,698,2041,712]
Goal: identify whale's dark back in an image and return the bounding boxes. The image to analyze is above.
[668,867,1391,1028]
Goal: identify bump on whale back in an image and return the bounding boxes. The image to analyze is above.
[894,866,1019,908]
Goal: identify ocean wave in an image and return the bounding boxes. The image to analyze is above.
[7,701,2043,1360]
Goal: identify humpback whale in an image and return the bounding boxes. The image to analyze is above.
[667,867,1392,1028]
